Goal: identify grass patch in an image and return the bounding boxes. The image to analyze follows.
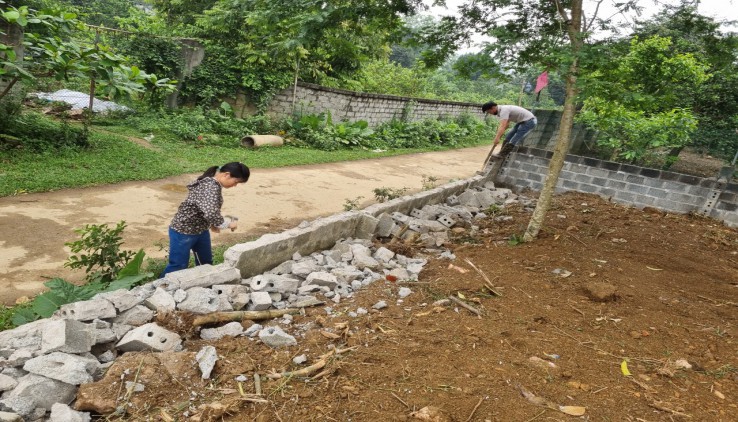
[1,129,487,196]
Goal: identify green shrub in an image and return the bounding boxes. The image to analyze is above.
[64,221,136,285]
[2,112,89,152]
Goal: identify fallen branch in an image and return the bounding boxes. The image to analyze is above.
[646,397,691,418]
[568,303,585,317]
[266,358,328,380]
[266,347,357,380]
[193,308,300,327]
[391,392,409,409]
[448,295,483,317]
[464,258,502,296]
[465,397,485,422]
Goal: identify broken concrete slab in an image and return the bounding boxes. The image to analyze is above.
[115,323,181,353]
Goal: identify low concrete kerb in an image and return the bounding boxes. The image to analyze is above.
[224,172,491,278]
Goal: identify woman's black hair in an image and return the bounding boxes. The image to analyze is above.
[197,162,250,182]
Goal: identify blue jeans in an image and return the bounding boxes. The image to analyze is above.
[500,117,537,156]
[160,227,213,277]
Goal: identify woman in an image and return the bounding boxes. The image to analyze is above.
[160,162,250,277]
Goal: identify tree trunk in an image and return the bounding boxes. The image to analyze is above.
[524,64,579,242]
[523,0,583,242]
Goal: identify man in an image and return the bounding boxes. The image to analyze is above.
[481,101,537,158]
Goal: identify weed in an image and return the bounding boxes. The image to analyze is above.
[65,221,136,285]
[508,233,524,246]
[485,204,502,215]
[373,187,408,203]
[421,175,439,190]
[343,196,364,211]
[708,364,737,378]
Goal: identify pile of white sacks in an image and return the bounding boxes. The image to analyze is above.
[0,182,532,421]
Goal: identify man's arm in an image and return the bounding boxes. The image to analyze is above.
[492,119,510,146]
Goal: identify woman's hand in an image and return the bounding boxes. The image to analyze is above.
[210,226,221,233]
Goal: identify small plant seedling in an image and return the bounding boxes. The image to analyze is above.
[421,175,438,190]
[508,233,524,246]
[343,196,364,211]
[373,187,408,203]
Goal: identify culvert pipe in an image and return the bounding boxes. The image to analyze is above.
[241,135,284,148]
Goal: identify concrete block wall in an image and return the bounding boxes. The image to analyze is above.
[495,147,738,228]
[265,82,485,127]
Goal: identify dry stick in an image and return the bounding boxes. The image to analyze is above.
[464,258,502,296]
[697,294,738,307]
[391,392,410,409]
[567,232,587,246]
[193,308,301,327]
[266,347,358,380]
[267,359,327,380]
[448,295,483,317]
[568,303,585,316]
[513,286,533,299]
[465,397,485,422]
[647,399,692,418]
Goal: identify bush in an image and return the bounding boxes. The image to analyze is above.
[2,112,89,152]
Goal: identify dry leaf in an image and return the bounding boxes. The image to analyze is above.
[320,331,340,339]
[447,263,469,273]
[714,390,725,400]
[559,405,586,416]
[621,360,632,376]
[416,307,447,317]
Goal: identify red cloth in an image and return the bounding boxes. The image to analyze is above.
[534,71,548,94]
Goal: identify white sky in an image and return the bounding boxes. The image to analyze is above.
[425,0,738,53]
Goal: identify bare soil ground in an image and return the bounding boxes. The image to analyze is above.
[78,191,738,422]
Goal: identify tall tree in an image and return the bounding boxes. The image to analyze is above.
[630,3,738,159]
[423,0,641,241]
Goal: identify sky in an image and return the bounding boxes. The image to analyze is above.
[425,0,738,53]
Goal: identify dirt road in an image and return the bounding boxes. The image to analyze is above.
[0,146,490,305]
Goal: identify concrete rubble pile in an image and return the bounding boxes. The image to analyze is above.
[0,181,530,421]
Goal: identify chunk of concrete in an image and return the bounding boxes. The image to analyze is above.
[305,272,338,289]
[5,373,77,411]
[0,411,23,422]
[93,288,148,312]
[0,397,35,420]
[143,287,176,312]
[23,352,99,385]
[247,291,272,311]
[200,322,244,341]
[373,247,395,263]
[115,323,182,352]
[375,213,396,238]
[57,299,117,321]
[258,326,297,348]
[41,319,94,354]
[50,403,91,422]
[176,287,220,314]
[196,346,218,379]
[164,263,240,290]
[0,374,17,392]
[111,305,155,326]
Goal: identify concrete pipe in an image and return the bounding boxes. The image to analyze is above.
[241,135,284,148]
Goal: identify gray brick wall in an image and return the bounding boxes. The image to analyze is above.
[496,147,738,228]
[262,82,482,126]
